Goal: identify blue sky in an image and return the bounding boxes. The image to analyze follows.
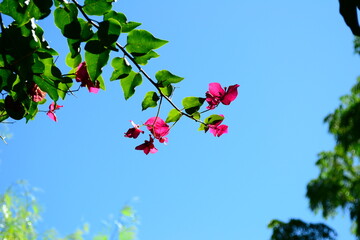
[0,0,358,239]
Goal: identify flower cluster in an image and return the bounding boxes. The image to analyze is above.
[124,117,170,155]
[203,83,239,137]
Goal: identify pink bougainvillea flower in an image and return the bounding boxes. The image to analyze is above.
[209,124,228,137]
[75,62,100,93]
[205,83,240,109]
[47,102,63,122]
[135,135,158,155]
[208,115,228,137]
[124,121,144,139]
[29,83,46,102]
[144,117,170,142]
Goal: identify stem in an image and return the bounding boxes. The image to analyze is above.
[71,0,206,125]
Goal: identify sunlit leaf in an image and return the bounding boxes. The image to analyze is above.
[110,57,132,81]
[83,0,112,16]
[141,91,160,110]
[165,109,182,123]
[120,71,142,100]
[182,97,205,114]
[155,70,184,87]
[126,30,168,55]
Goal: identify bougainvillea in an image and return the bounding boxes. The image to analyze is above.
[0,0,239,153]
[47,102,63,122]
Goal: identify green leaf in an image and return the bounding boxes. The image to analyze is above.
[78,18,94,41]
[159,85,173,97]
[182,97,205,114]
[97,75,106,90]
[54,4,80,39]
[104,11,141,33]
[93,235,108,240]
[5,95,25,120]
[204,114,224,125]
[133,50,159,65]
[120,71,142,100]
[25,100,38,122]
[31,56,45,74]
[141,91,160,110]
[199,114,225,132]
[121,206,133,217]
[58,77,73,100]
[166,109,182,123]
[33,75,59,102]
[98,19,121,46]
[0,99,9,122]
[0,0,52,26]
[155,70,184,87]
[83,0,112,16]
[119,229,135,240]
[85,42,110,81]
[110,57,132,81]
[126,30,168,55]
[67,39,81,58]
[66,53,82,68]
[192,112,201,120]
[0,69,16,92]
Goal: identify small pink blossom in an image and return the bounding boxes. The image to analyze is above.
[206,83,240,109]
[47,102,63,122]
[29,83,46,102]
[124,121,144,139]
[144,117,170,142]
[135,135,158,155]
[208,115,228,137]
[75,62,100,93]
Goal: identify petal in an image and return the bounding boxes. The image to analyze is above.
[209,124,228,137]
[208,82,225,97]
[47,111,57,122]
[88,86,100,93]
[145,117,170,138]
[221,84,240,105]
[149,147,158,154]
[49,102,55,111]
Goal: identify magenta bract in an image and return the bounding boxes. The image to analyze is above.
[206,83,240,109]
[144,117,170,142]
[75,62,100,93]
[124,121,144,139]
[135,135,158,154]
[47,102,63,122]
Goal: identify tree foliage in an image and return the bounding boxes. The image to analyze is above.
[268,219,337,240]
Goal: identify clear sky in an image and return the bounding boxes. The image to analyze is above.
[0,0,358,239]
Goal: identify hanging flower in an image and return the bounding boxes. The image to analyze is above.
[124,121,144,139]
[75,62,100,93]
[47,102,63,122]
[144,117,170,143]
[205,83,239,109]
[135,135,158,154]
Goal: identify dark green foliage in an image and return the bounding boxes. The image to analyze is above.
[268,219,337,240]
[304,76,360,239]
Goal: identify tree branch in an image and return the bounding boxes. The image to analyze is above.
[71,0,206,125]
